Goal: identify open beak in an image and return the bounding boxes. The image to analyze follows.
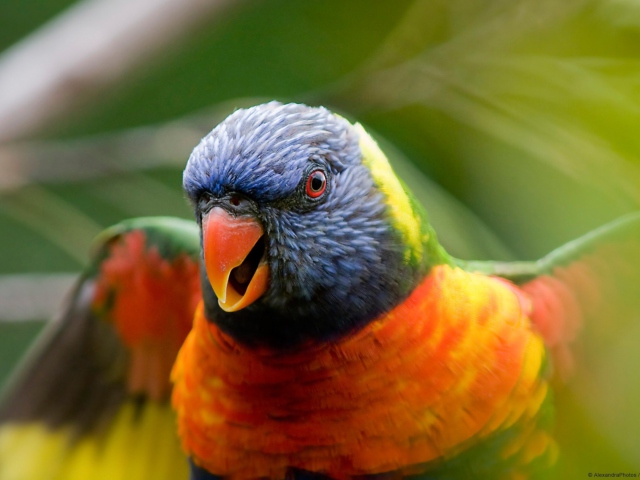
[202,207,269,312]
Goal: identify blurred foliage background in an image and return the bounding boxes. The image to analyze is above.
[1,0,640,477]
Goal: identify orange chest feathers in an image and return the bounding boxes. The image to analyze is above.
[171,265,550,479]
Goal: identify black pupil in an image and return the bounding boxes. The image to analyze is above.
[311,173,324,191]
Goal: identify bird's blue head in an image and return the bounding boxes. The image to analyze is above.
[183,102,440,348]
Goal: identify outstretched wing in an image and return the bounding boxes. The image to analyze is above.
[459,212,640,379]
[459,213,640,474]
[0,217,201,480]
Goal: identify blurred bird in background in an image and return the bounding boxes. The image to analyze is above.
[0,0,639,479]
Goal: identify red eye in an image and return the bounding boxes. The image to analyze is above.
[305,170,326,198]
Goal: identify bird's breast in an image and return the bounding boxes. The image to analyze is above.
[171,265,553,479]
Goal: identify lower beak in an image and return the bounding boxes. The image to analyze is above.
[202,207,269,312]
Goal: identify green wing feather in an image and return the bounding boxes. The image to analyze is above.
[457,211,640,282]
[457,212,640,474]
[457,211,640,372]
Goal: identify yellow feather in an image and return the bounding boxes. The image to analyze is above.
[0,401,188,480]
[355,123,424,264]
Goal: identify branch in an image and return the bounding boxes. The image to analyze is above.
[0,98,265,191]
[0,273,78,322]
[0,0,242,143]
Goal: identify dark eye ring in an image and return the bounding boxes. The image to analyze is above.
[305,170,327,198]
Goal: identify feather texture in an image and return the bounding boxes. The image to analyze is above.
[172,265,554,479]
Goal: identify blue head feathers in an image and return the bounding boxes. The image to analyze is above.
[183,102,425,348]
[184,102,360,201]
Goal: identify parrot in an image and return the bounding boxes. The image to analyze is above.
[0,101,639,480]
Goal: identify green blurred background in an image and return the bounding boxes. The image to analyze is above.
[1,0,640,477]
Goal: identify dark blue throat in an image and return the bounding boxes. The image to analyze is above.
[200,226,426,350]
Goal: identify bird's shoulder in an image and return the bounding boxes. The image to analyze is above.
[172,264,552,478]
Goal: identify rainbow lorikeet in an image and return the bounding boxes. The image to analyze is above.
[0,102,639,480]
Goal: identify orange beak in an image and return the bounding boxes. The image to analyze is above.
[202,207,269,312]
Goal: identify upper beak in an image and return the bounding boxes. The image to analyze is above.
[202,207,269,312]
